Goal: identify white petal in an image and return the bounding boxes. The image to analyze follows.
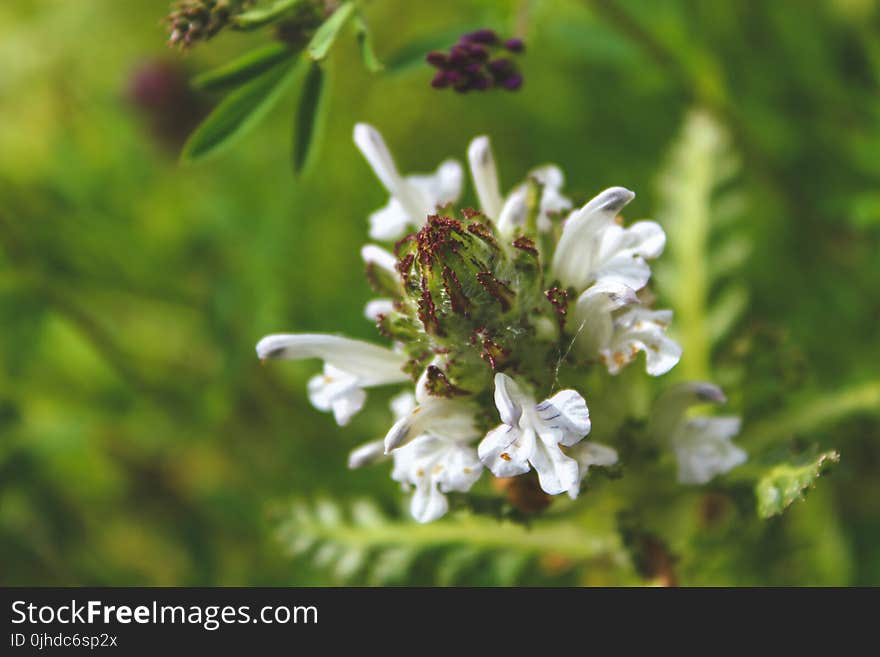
[364,298,395,321]
[625,220,666,259]
[348,440,386,469]
[649,382,726,439]
[390,391,417,420]
[409,159,464,208]
[497,188,528,236]
[478,424,534,478]
[467,136,505,219]
[573,282,639,356]
[367,199,413,240]
[552,187,635,290]
[354,123,428,225]
[437,444,483,493]
[534,389,591,447]
[567,442,618,499]
[529,439,579,496]
[361,244,399,273]
[674,417,746,484]
[307,366,366,426]
[255,333,407,385]
[410,481,448,523]
[492,372,524,427]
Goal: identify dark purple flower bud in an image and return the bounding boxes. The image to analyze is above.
[445,70,463,84]
[464,29,498,45]
[449,45,470,66]
[426,51,448,67]
[473,75,492,91]
[502,74,523,91]
[504,38,525,53]
[464,43,489,61]
[488,58,515,77]
[464,62,482,75]
[431,71,450,88]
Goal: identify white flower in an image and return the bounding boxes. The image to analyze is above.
[392,431,483,523]
[478,373,591,495]
[652,382,746,484]
[255,333,408,426]
[573,281,681,376]
[672,417,746,485]
[361,244,401,321]
[382,382,482,523]
[347,391,416,469]
[383,369,479,454]
[552,187,665,292]
[467,136,572,236]
[567,442,619,499]
[354,123,463,241]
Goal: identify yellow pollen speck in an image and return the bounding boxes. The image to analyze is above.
[500,452,512,461]
[463,467,472,474]
[432,464,444,474]
[416,468,425,477]
[613,351,627,366]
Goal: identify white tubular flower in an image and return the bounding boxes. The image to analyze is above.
[354,123,462,241]
[573,283,681,376]
[552,187,665,292]
[361,244,399,276]
[478,373,591,496]
[467,136,572,236]
[673,417,746,485]
[392,431,483,523]
[382,385,482,523]
[383,370,479,454]
[347,391,416,469]
[567,442,619,499]
[364,299,395,322]
[255,334,408,426]
[652,382,746,484]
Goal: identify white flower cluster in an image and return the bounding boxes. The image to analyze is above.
[256,124,745,523]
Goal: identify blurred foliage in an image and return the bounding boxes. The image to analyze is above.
[0,0,879,585]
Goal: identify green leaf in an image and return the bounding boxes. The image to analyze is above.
[755,449,840,518]
[291,62,324,174]
[181,58,298,164]
[354,12,383,72]
[192,43,297,92]
[234,0,307,29]
[306,2,356,61]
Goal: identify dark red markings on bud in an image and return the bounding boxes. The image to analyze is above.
[466,221,499,249]
[425,365,470,397]
[512,236,539,257]
[462,207,483,219]
[472,328,511,370]
[476,272,515,311]
[396,253,415,286]
[544,287,569,329]
[415,215,465,266]
[418,276,443,336]
[442,266,470,317]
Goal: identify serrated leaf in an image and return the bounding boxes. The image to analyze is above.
[755,450,840,518]
[334,548,367,581]
[291,62,324,174]
[181,58,298,163]
[314,497,341,526]
[234,0,307,29]
[368,547,418,585]
[354,12,383,72]
[350,499,385,527]
[435,548,482,586]
[306,2,356,61]
[709,234,752,280]
[193,43,298,92]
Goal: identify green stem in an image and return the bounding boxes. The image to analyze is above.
[745,380,880,451]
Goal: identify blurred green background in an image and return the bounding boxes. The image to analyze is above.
[1,0,879,585]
